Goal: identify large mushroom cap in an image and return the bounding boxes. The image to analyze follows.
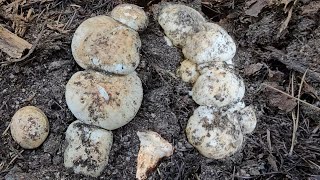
[71,15,141,75]
[157,3,206,47]
[192,65,245,107]
[186,106,244,159]
[65,70,143,130]
[183,22,236,64]
[111,4,148,31]
[64,120,113,177]
[10,106,49,149]
[176,59,199,84]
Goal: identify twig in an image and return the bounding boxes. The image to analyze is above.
[289,69,308,155]
[2,124,10,136]
[0,21,47,65]
[4,150,24,171]
[262,83,320,111]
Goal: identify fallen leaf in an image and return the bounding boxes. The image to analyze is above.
[244,63,264,76]
[268,91,297,112]
[245,0,272,17]
[301,1,320,15]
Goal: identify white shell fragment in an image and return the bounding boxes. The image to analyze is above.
[192,65,245,107]
[176,59,199,84]
[158,3,206,47]
[238,105,257,134]
[65,70,143,130]
[10,106,49,149]
[64,120,113,177]
[71,16,141,74]
[183,23,237,64]
[136,131,174,180]
[111,4,148,31]
[186,106,243,159]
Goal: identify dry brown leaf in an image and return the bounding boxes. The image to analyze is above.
[244,63,264,76]
[301,1,320,15]
[245,0,273,17]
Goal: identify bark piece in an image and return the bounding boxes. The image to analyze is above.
[0,25,32,58]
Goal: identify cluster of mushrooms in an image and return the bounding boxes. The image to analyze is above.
[8,2,257,179]
[64,4,173,179]
[156,3,257,159]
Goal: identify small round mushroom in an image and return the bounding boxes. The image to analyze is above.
[183,23,236,65]
[192,65,245,107]
[10,106,49,149]
[186,106,244,159]
[158,3,206,47]
[238,105,257,134]
[64,120,113,177]
[71,15,141,74]
[176,59,200,84]
[111,4,148,31]
[65,70,143,130]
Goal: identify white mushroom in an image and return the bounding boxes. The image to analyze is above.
[71,15,141,74]
[65,70,143,130]
[192,65,245,107]
[158,3,206,47]
[64,120,113,177]
[176,59,200,84]
[111,4,148,31]
[183,23,236,65]
[186,106,243,159]
[136,131,174,180]
[10,106,49,149]
[238,105,257,134]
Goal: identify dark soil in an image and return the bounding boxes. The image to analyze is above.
[0,0,319,179]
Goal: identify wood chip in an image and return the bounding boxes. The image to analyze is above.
[0,25,32,58]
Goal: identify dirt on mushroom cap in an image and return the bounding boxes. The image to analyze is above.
[10,106,49,149]
[65,70,143,130]
[71,16,141,75]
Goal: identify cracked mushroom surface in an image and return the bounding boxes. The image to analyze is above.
[176,59,200,84]
[71,15,141,74]
[186,106,244,159]
[183,22,237,65]
[65,70,143,130]
[157,3,206,47]
[111,4,148,31]
[136,131,174,180]
[10,106,49,149]
[192,65,245,107]
[64,120,113,177]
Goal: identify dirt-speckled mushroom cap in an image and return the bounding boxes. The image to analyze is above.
[65,70,143,130]
[186,106,244,159]
[238,105,257,134]
[10,106,49,149]
[192,65,245,107]
[64,120,113,177]
[157,3,206,47]
[111,4,148,31]
[71,15,141,74]
[176,59,199,84]
[183,23,236,64]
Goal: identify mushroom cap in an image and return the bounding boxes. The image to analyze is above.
[192,65,245,107]
[158,3,206,47]
[64,120,113,177]
[238,105,257,134]
[136,131,174,180]
[10,106,49,149]
[176,59,199,84]
[71,15,141,75]
[111,4,148,31]
[186,106,244,159]
[183,23,236,64]
[65,70,143,130]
